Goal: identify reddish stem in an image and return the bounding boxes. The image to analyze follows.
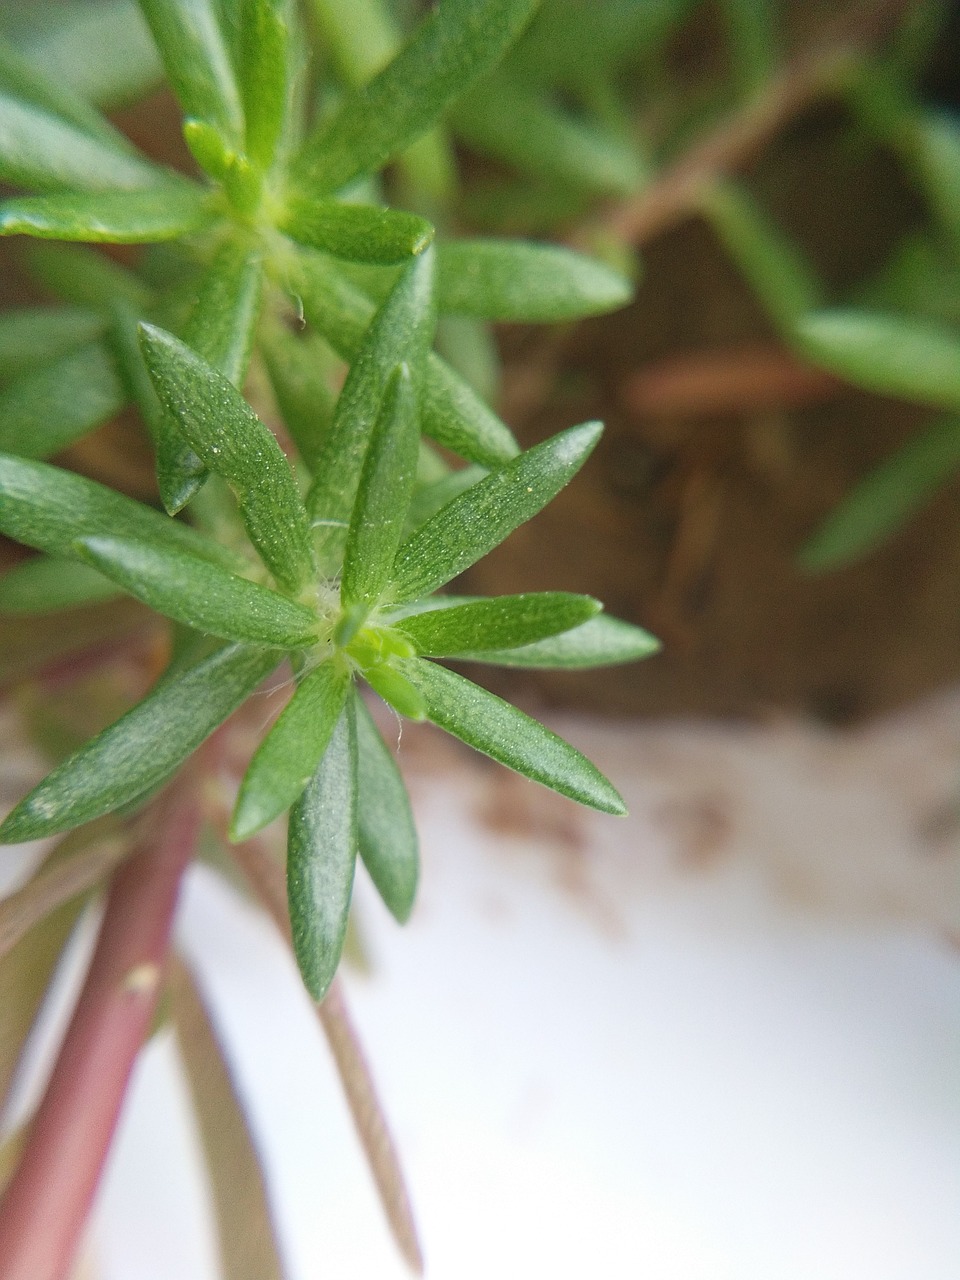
[0,794,200,1280]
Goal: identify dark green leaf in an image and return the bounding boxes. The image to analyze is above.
[0,556,120,614]
[0,183,212,242]
[75,534,320,646]
[138,323,314,591]
[341,365,419,611]
[794,310,960,411]
[0,91,164,192]
[406,658,626,814]
[239,0,294,169]
[389,420,603,603]
[279,196,434,264]
[354,693,417,923]
[799,415,960,571]
[0,308,104,384]
[231,659,351,840]
[292,0,539,194]
[0,341,124,459]
[395,592,601,655]
[0,644,278,843]
[454,611,662,667]
[24,241,152,310]
[138,0,244,146]
[260,319,338,472]
[0,451,245,571]
[287,701,358,999]
[436,238,631,321]
[307,250,435,552]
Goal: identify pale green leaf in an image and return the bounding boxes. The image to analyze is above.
[395,592,601,655]
[0,308,104,384]
[0,341,124,459]
[279,196,434,264]
[0,32,127,145]
[455,610,662,667]
[0,183,212,242]
[0,555,120,614]
[239,0,294,170]
[24,241,152,310]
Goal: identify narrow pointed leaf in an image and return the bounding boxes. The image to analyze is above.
[138,324,314,591]
[0,91,164,192]
[0,340,124,459]
[260,320,337,472]
[292,0,539,194]
[0,183,211,243]
[75,535,320,646]
[396,592,601,655]
[361,662,427,721]
[0,556,120,614]
[455,611,662,667]
[354,693,417,923]
[406,658,626,814]
[287,702,358,999]
[0,452,245,571]
[240,0,294,169]
[0,33,126,145]
[279,196,434,264]
[389,421,603,603]
[436,239,631,321]
[0,644,278,843]
[24,241,152,310]
[307,251,435,547]
[231,659,351,840]
[794,310,960,411]
[138,0,244,145]
[341,365,418,610]
[0,308,104,384]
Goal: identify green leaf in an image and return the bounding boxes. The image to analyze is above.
[287,701,358,999]
[138,323,314,591]
[24,241,152,310]
[794,310,960,411]
[0,644,278,843]
[74,534,320,646]
[354,693,417,923]
[436,238,631,321]
[0,341,124,459]
[292,0,540,194]
[395,592,601,655]
[0,308,104,384]
[719,0,778,98]
[307,251,435,552]
[0,32,128,145]
[259,319,337,473]
[138,0,244,145]
[406,462,487,531]
[454,610,661,667]
[278,196,434,264]
[0,451,244,571]
[341,365,419,611]
[231,659,351,840]
[799,415,960,572]
[0,91,164,192]
[287,248,519,467]
[239,0,294,170]
[361,662,427,721]
[0,183,212,242]
[914,111,960,255]
[0,555,120,614]
[389,420,603,603]
[405,658,626,814]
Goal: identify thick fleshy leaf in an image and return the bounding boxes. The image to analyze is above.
[138,0,244,146]
[307,251,435,550]
[259,320,337,472]
[395,592,601,655]
[436,239,631,321]
[454,611,662,667]
[287,701,358,1000]
[138,323,314,591]
[0,644,278,843]
[231,659,351,841]
[0,556,120,614]
[799,415,960,572]
[0,184,211,243]
[292,0,539,194]
[341,365,418,610]
[279,197,434,264]
[74,535,320,646]
[0,91,164,192]
[405,658,626,814]
[289,249,519,467]
[0,341,124,459]
[239,0,294,170]
[794,310,960,411]
[0,308,104,384]
[0,32,126,145]
[354,693,418,923]
[389,421,603,603]
[0,451,244,571]
[24,241,152,310]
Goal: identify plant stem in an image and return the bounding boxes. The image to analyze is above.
[0,792,200,1280]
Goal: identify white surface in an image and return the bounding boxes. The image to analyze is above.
[90,700,960,1279]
